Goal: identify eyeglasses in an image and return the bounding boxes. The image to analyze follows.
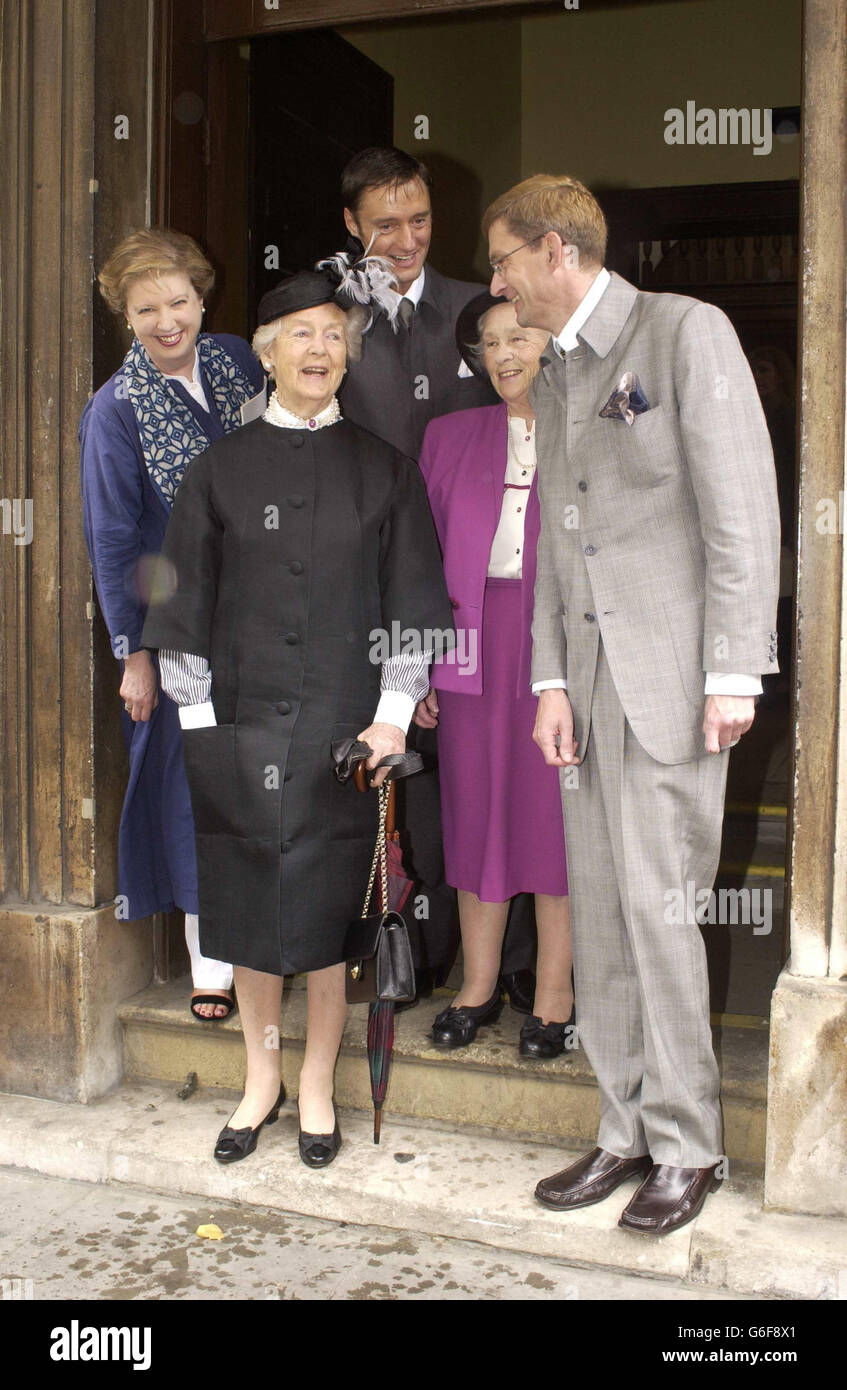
[488,234,547,276]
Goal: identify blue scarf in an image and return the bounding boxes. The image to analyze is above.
[121,333,256,505]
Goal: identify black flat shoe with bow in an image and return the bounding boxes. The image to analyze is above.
[213,1082,286,1164]
[431,988,503,1049]
[519,1008,578,1059]
[298,1102,342,1168]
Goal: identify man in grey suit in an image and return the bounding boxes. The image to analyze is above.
[338,147,536,1006]
[484,175,780,1234]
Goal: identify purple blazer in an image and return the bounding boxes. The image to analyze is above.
[418,401,540,697]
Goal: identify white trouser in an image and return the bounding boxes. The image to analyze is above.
[184,913,233,990]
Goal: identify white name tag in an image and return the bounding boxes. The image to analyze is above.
[240,384,268,425]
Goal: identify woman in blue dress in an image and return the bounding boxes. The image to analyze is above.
[79,227,265,1019]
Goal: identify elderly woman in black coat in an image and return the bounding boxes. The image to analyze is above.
[142,265,452,1168]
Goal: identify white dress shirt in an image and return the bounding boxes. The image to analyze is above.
[552,267,611,356]
[163,349,210,412]
[487,417,536,579]
[534,268,762,699]
[159,392,430,731]
[400,268,425,308]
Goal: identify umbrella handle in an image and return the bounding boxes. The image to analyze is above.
[354,764,397,830]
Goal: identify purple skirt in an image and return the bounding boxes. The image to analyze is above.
[437,578,568,901]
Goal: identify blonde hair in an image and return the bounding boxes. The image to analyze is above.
[252,304,368,370]
[483,175,607,268]
[98,227,215,315]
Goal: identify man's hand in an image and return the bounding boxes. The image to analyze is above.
[533,689,581,767]
[120,649,159,723]
[413,688,439,729]
[357,720,406,788]
[703,694,756,754]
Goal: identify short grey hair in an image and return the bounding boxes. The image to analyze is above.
[467,305,501,368]
[252,303,369,371]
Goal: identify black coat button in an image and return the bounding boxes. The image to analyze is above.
[283,770,293,782]
[285,633,299,645]
[578,480,588,492]
[289,560,304,575]
[276,700,291,714]
[281,841,292,853]
[287,495,304,508]
[289,434,305,448]
[584,544,596,556]
[584,612,596,623]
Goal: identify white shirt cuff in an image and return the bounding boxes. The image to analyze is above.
[532,679,568,695]
[178,701,217,729]
[704,672,763,697]
[374,690,415,734]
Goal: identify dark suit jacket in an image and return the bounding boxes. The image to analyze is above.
[339,264,498,459]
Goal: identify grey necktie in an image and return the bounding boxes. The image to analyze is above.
[397,297,414,331]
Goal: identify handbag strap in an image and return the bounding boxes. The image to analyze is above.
[361,783,390,918]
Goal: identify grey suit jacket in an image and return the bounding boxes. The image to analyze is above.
[338,263,498,459]
[531,272,780,765]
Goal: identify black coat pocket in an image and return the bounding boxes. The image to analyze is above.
[181,724,239,836]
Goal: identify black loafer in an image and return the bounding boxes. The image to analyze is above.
[499,969,536,1015]
[297,1103,342,1169]
[213,1082,285,1164]
[519,1008,578,1059]
[431,989,503,1049]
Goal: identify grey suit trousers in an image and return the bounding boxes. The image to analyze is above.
[562,642,728,1167]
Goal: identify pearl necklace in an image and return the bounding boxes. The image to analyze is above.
[263,390,342,431]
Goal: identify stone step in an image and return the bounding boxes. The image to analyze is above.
[119,977,769,1168]
[2,1081,843,1300]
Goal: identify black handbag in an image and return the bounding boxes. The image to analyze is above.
[337,756,417,1006]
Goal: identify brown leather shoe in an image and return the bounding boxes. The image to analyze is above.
[535,1146,652,1211]
[618,1162,722,1235]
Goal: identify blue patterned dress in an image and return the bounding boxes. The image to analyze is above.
[79,333,265,919]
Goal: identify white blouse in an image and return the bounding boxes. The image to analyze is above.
[487,416,536,579]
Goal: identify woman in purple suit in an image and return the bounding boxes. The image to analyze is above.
[416,296,574,1059]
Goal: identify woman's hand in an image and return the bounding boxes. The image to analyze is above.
[357,721,405,788]
[413,688,439,729]
[120,649,159,723]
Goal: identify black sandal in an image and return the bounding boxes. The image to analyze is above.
[190,989,237,1022]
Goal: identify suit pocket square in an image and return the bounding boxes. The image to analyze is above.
[599,371,651,426]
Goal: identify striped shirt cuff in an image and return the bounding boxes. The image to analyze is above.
[376,651,432,732]
[159,650,212,705]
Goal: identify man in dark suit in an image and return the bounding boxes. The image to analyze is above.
[339,145,494,455]
[338,146,536,1007]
